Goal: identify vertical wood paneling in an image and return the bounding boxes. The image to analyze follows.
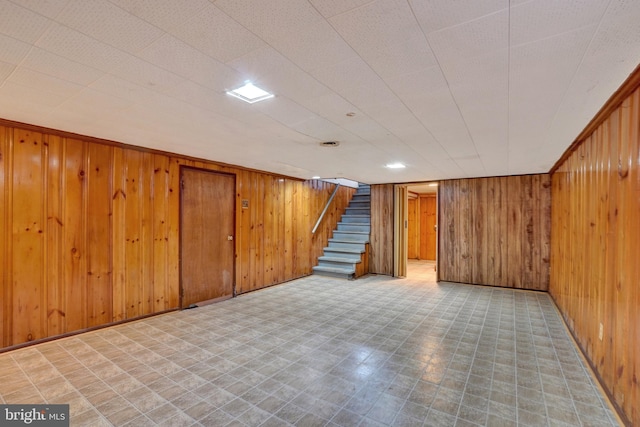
[124,150,142,319]
[370,184,394,275]
[550,86,640,426]
[152,154,169,312]
[0,120,356,349]
[407,197,418,259]
[438,174,550,290]
[62,138,86,333]
[165,158,180,309]
[0,127,7,349]
[45,135,64,337]
[506,176,523,288]
[86,143,112,327]
[111,147,126,321]
[140,152,154,316]
[12,129,45,344]
[438,181,456,282]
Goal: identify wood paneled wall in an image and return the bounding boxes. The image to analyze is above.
[407,196,418,259]
[550,87,640,426]
[0,121,354,349]
[438,175,551,290]
[369,184,394,275]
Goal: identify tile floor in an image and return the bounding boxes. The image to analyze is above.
[0,260,620,426]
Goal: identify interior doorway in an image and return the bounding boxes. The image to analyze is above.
[180,167,235,308]
[394,182,439,279]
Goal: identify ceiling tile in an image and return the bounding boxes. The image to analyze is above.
[428,9,508,65]
[169,3,266,64]
[0,33,31,65]
[510,0,608,46]
[36,23,132,72]
[308,0,374,18]
[56,0,164,53]
[109,0,210,32]
[410,0,507,33]
[109,56,187,93]
[329,0,421,55]
[0,80,69,121]
[0,0,52,43]
[21,47,105,85]
[139,34,242,90]
[8,66,83,99]
[89,74,169,106]
[300,93,363,126]
[215,0,324,43]
[329,0,437,79]
[9,0,72,18]
[0,60,15,83]
[274,20,356,72]
[509,26,594,143]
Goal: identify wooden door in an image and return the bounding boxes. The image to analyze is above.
[420,195,437,260]
[407,197,418,259]
[180,168,235,307]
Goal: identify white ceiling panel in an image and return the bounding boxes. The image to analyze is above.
[9,67,83,99]
[298,93,362,126]
[140,35,241,91]
[36,23,132,72]
[20,47,105,85]
[428,10,508,66]
[108,0,210,32]
[89,74,169,106]
[109,56,186,93]
[0,80,70,122]
[0,1,52,43]
[308,0,374,18]
[0,33,31,65]
[56,0,164,53]
[411,0,507,33]
[0,0,639,183]
[214,0,323,44]
[510,0,608,46]
[9,0,72,18]
[169,3,266,64]
[270,20,356,73]
[0,61,14,82]
[329,0,421,56]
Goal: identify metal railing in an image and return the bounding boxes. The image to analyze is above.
[312,184,340,234]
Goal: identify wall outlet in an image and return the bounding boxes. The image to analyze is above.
[599,323,604,341]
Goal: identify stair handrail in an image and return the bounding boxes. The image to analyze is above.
[312,184,341,234]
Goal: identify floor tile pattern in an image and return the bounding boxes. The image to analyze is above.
[0,261,620,426]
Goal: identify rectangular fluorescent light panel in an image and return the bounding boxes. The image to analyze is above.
[227,82,274,104]
[386,162,406,169]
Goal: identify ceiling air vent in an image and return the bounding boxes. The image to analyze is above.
[320,141,340,147]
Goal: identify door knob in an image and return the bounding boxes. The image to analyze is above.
[227,235,233,241]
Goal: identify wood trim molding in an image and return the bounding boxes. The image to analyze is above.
[550,63,640,174]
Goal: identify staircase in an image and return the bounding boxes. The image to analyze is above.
[312,183,370,279]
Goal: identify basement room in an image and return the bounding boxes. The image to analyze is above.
[0,1,638,426]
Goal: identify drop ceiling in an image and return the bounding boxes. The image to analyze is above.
[1,0,639,184]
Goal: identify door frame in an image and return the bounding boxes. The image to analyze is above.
[394,182,440,279]
[179,166,237,308]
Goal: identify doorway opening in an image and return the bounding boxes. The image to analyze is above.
[394,182,439,280]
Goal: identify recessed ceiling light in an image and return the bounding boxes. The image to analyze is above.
[226,82,274,104]
[386,162,406,169]
[311,176,321,179]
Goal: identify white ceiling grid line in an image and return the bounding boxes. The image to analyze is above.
[0,0,638,183]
